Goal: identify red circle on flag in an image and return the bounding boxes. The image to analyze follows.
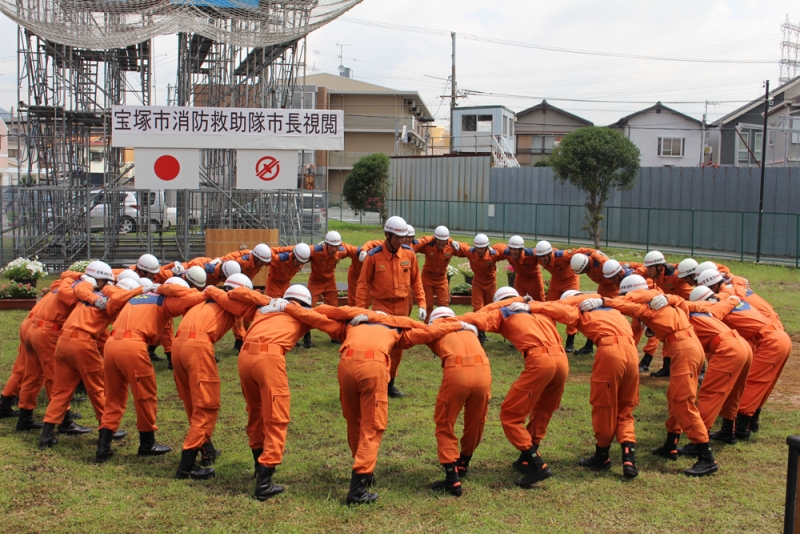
[154,155,181,181]
[255,156,280,181]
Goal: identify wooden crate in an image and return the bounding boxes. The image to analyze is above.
[205,229,280,287]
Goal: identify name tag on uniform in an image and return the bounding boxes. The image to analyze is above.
[379,264,386,270]
[400,261,410,266]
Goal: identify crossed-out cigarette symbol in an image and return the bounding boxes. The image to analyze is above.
[255,156,280,181]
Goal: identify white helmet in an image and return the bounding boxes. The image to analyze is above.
[164,277,190,288]
[603,259,622,278]
[570,253,589,274]
[384,215,409,237]
[406,225,416,237]
[694,261,718,280]
[619,274,648,295]
[534,240,553,257]
[116,278,140,291]
[507,235,524,249]
[293,243,311,263]
[560,290,583,300]
[324,231,342,246]
[222,260,241,278]
[185,266,207,288]
[116,270,141,284]
[137,253,160,274]
[474,233,490,248]
[223,273,253,290]
[493,286,520,302]
[677,258,699,279]
[252,243,272,264]
[428,307,456,323]
[643,251,666,267]
[284,284,312,307]
[434,225,450,240]
[697,269,723,288]
[689,286,715,302]
[139,277,152,287]
[85,260,114,281]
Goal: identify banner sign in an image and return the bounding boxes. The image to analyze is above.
[111,106,344,150]
[236,150,299,190]
[134,149,200,189]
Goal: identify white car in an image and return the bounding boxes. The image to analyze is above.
[89,190,174,234]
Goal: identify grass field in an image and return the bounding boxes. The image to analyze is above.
[0,220,798,533]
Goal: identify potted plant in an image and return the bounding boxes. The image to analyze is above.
[505,262,515,287]
[67,260,92,273]
[338,289,349,306]
[2,257,47,287]
[0,280,40,310]
[449,281,473,305]
[446,265,459,284]
[458,262,474,285]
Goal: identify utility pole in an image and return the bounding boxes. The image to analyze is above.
[756,80,770,263]
[450,32,456,154]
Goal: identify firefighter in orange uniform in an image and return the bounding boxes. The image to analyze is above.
[96,278,206,463]
[182,258,242,289]
[38,264,145,449]
[223,243,273,351]
[265,243,311,298]
[450,233,503,343]
[569,249,612,355]
[0,299,44,418]
[494,235,545,302]
[413,226,457,309]
[459,286,578,488]
[171,272,259,480]
[587,274,718,477]
[347,239,383,307]
[356,216,426,398]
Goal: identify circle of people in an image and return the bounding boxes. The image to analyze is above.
[0,214,790,504]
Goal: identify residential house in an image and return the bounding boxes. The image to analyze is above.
[514,100,592,166]
[708,75,800,167]
[609,102,703,167]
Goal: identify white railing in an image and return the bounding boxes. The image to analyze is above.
[491,135,520,168]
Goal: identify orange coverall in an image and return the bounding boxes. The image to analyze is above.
[494,244,545,302]
[18,273,85,411]
[223,249,268,341]
[287,304,462,474]
[605,290,708,444]
[726,277,784,331]
[347,240,383,307]
[553,295,639,448]
[650,263,693,300]
[2,302,42,399]
[308,243,358,306]
[356,242,426,379]
[541,247,594,335]
[613,263,660,356]
[265,247,306,298]
[120,263,180,354]
[413,236,455,308]
[43,283,143,425]
[580,250,617,299]
[460,299,578,450]
[666,296,752,428]
[692,294,792,417]
[100,285,205,433]
[172,286,259,451]
[451,242,503,311]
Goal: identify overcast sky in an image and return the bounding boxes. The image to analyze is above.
[0,1,796,126]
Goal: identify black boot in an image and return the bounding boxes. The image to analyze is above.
[515,448,553,487]
[175,448,215,480]
[137,431,171,456]
[750,408,762,433]
[565,334,575,353]
[684,442,719,477]
[39,422,58,450]
[16,408,43,431]
[650,357,671,378]
[96,428,114,462]
[254,464,286,500]
[513,444,538,473]
[201,440,221,467]
[388,378,404,399]
[430,462,462,497]
[112,429,128,440]
[638,353,653,373]
[478,331,487,345]
[575,339,594,355]
[346,470,378,504]
[233,339,243,353]
[166,353,173,371]
[58,410,92,435]
[302,332,313,349]
[651,432,680,460]
[0,395,18,418]
[577,444,611,470]
[709,418,737,444]
[621,442,638,478]
[251,448,264,477]
[735,413,751,440]
[148,346,164,362]
[677,442,701,457]
[455,453,472,477]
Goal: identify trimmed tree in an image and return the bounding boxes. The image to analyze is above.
[548,127,640,247]
[342,153,392,224]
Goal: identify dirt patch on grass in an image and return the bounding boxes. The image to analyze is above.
[766,342,800,409]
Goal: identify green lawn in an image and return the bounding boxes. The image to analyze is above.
[0,220,797,532]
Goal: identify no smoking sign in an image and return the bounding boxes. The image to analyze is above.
[237,150,298,190]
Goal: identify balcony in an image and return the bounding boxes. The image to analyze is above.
[344,115,422,137]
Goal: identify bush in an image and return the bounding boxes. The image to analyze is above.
[450,282,472,296]
[0,281,40,299]
[2,257,47,282]
[68,260,93,273]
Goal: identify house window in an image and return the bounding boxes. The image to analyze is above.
[737,132,750,163]
[7,149,18,158]
[462,115,476,132]
[753,132,763,163]
[658,137,685,157]
[503,116,508,137]
[477,115,493,132]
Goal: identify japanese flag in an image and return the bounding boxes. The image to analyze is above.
[134,149,200,189]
